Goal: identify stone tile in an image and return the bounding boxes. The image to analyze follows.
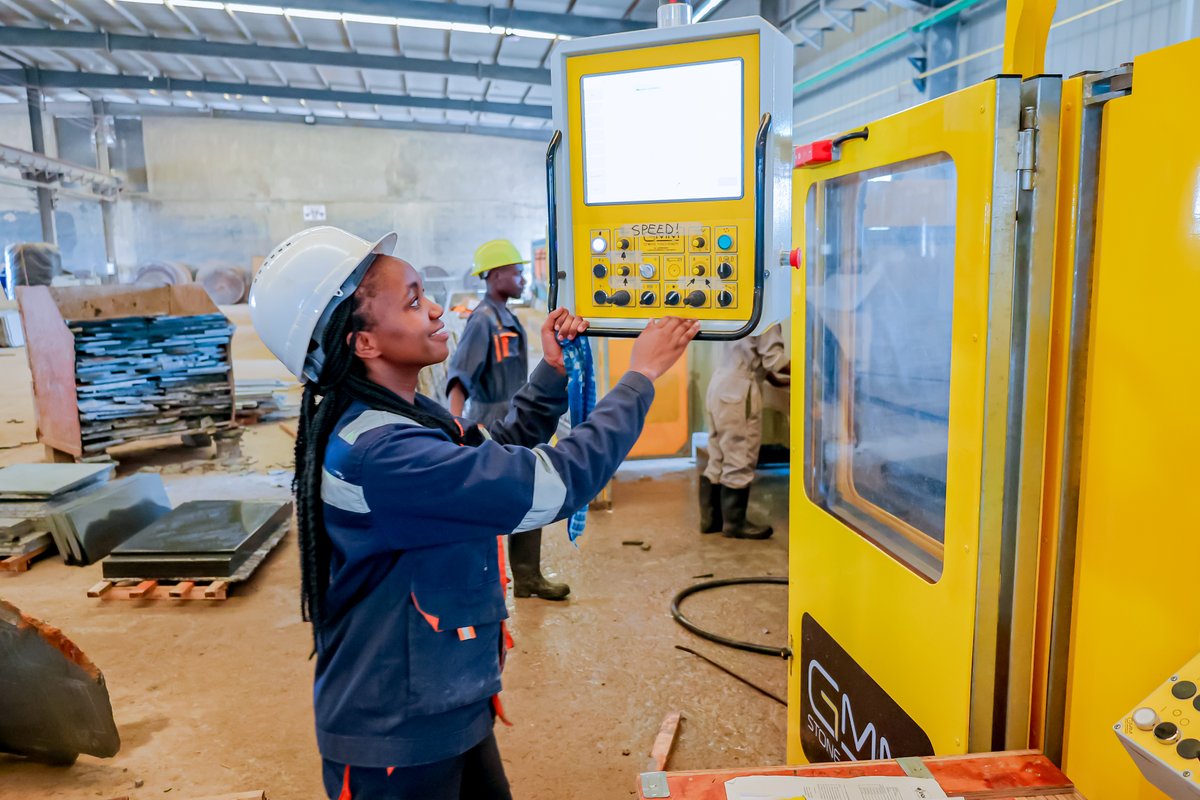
[46,474,172,566]
[0,463,114,500]
[103,500,291,580]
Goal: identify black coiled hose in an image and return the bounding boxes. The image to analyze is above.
[669,576,791,659]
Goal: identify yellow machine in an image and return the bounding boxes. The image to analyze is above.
[544,4,1199,798]
[548,16,793,339]
[786,19,1200,800]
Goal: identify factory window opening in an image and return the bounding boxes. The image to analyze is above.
[802,153,957,581]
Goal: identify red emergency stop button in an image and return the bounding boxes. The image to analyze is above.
[789,248,802,269]
[795,140,834,168]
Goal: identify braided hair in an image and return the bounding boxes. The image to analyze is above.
[293,270,470,646]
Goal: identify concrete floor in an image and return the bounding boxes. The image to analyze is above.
[0,310,789,800]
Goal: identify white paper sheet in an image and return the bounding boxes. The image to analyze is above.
[724,774,951,800]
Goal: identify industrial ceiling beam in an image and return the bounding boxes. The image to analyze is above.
[7,68,553,119]
[250,0,645,38]
[0,26,552,85]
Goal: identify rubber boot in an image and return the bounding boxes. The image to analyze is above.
[720,485,774,540]
[698,476,723,534]
[509,528,570,600]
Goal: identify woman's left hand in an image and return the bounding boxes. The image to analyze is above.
[542,307,589,374]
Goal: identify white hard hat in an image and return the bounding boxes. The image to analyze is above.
[249,225,397,383]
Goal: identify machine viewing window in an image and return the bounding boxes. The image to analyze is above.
[803,154,957,581]
[580,58,744,205]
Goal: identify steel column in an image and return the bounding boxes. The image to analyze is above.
[24,82,55,245]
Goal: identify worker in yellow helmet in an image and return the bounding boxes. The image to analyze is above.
[447,239,568,600]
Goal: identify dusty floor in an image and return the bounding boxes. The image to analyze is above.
[0,311,789,800]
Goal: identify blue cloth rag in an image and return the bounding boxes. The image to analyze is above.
[560,336,596,543]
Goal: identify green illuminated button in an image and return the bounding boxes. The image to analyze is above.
[717,234,733,250]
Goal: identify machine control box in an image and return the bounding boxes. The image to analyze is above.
[1116,651,1200,798]
[548,17,793,339]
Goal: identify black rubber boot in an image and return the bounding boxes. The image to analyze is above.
[698,476,723,534]
[509,528,570,600]
[720,485,774,540]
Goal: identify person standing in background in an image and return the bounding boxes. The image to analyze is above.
[699,323,790,540]
[447,239,570,600]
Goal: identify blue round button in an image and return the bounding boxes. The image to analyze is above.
[717,234,733,250]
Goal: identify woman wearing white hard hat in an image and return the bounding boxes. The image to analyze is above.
[250,226,697,799]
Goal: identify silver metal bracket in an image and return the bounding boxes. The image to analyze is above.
[1084,64,1133,106]
[896,756,935,780]
[640,771,671,798]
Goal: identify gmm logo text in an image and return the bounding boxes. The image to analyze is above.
[807,659,893,762]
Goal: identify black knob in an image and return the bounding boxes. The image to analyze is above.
[717,290,733,307]
[592,263,607,278]
[1172,681,1197,700]
[691,236,705,249]
[618,238,631,250]
[611,290,631,307]
[684,290,706,308]
[1155,721,1180,744]
[717,262,733,279]
[593,290,608,305]
[691,264,706,276]
[640,290,656,305]
[664,290,681,306]
[1177,738,1200,760]
[617,265,631,277]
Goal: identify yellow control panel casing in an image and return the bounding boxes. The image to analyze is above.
[1115,651,1200,798]
[566,35,757,323]
[549,17,793,339]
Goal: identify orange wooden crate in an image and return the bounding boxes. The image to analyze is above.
[637,750,1080,800]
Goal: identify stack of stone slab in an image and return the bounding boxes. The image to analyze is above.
[0,464,171,566]
[70,313,234,454]
[103,500,292,581]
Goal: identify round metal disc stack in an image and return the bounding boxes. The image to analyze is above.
[133,261,193,287]
[196,263,249,305]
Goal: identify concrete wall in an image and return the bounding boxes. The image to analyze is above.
[0,111,548,284]
[114,117,549,280]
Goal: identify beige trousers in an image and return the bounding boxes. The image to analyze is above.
[703,374,762,490]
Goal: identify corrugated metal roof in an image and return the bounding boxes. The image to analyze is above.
[0,0,659,139]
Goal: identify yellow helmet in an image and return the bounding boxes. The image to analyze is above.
[470,239,528,277]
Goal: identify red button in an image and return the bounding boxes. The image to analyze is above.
[795,140,834,168]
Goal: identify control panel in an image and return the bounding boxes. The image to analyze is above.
[586,223,743,313]
[1115,651,1200,798]
[548,17,792,339]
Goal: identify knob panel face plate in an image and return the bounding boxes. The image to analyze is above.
[581,224,743,322]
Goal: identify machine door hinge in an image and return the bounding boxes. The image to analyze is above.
[1017,104,1038,191]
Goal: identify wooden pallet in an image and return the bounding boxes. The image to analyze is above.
[0,544,51,573]
[86,519,288,602]
[88,577,232,600]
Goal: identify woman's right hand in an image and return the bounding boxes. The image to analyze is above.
[629,317,701,382]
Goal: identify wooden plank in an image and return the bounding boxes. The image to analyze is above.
[204,580,229,599]
[649,711,683,772]
[17,286,82,456]
[0,544,49,573]
[87,580,113,598]
[169,581,195,598]
[638,751,1076,800]
[128,580,158,599]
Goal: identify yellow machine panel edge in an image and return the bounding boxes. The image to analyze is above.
[787,78,1011,764]
[1060,36,1200,800]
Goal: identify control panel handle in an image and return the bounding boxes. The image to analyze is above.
[546,129,562,312]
